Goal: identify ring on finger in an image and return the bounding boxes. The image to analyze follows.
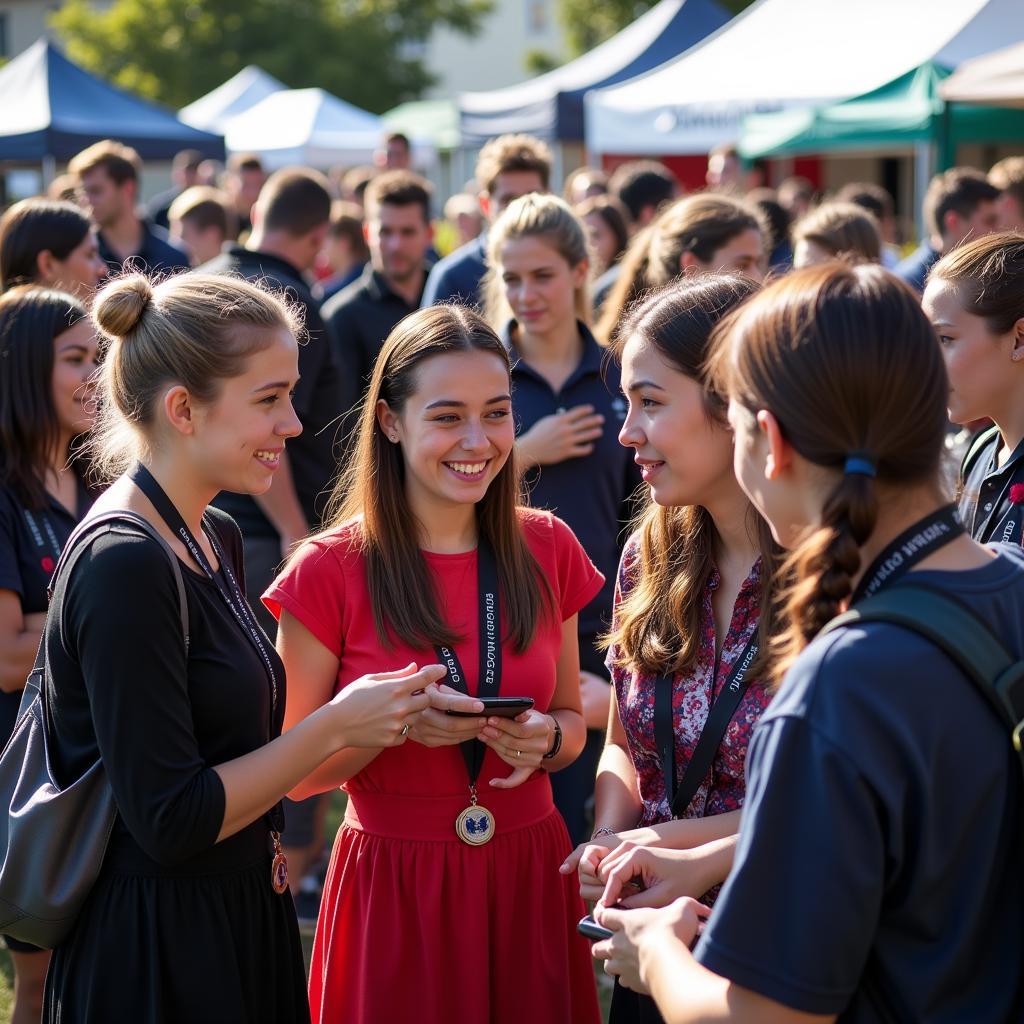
[400,723,410,737]
[515,749,522,759]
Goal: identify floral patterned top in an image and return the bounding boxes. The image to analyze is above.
[607,533,772,829]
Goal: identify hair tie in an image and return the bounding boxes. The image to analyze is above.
[844,453,876,478]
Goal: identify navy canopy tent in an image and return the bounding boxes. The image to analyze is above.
[0,39,224,161]
[458,0,729,144]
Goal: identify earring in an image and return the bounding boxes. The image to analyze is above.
[389,433,399,442]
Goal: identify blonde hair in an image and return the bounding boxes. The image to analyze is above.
[792,201,881,264]
[89,272,300,480]
[483,193,591,330]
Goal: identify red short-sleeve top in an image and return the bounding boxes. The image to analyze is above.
[264,508,603,800]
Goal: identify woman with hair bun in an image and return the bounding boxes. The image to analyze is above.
[591,264,1024,1023]
[0,198,107,298]
[0,286,98,1023]
[923,232,1024,545]
[42,272,446,1023]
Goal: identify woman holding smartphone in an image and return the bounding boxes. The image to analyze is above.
[266,304,603,1024]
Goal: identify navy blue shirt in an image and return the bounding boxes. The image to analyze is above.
[894,240,941,294]
[97,220,190,276]
[0,478,92,741]
[958,426,1024,546]
[696,549,1024,1021]
[421,233,487,308]
[505,320,640,638]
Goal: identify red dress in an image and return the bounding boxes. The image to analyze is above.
[265,509,604,1024]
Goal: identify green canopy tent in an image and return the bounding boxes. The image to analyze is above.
[738,62,1024,170]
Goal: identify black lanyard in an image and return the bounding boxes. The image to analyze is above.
[655,630,758,820]
[433,537,501,788]
[851,505,964,604]
[972,438,1024,546]
[130,465,279,716]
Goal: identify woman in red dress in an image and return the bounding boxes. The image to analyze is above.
[265,304,603,1024]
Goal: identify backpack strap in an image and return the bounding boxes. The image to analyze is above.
[960,424,1000,481]
[822,583,1024,774]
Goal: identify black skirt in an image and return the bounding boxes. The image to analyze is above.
[44,823,310,1024]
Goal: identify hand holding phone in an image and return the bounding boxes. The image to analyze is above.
[445,697,535,719]
[577,915,614,942]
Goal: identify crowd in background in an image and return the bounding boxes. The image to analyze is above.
[0,124,1023,1024]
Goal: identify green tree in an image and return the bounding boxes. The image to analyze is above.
[558,0,755,57]
[50,0,492,113]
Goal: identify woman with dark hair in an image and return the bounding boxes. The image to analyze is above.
[596,194,766,345]
[923,232,1024,545]
[267,304,603,1024]
[592,264,1024,1023]
[560,276,779,1024]
[0,198,107,298]
[0,286,98,1022]
[576,194,631,278]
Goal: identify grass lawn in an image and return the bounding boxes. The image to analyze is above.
[0,791,612,1022]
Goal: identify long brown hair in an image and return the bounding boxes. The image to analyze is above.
[322,304,553,652]
[605,276,780,681]
[709,264,949,682]
[596,193,766,344]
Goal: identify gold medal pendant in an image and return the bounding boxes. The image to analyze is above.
[270,831,289,894]
[455,803,495,845]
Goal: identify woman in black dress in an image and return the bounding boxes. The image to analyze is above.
[0,286,98,1023]
[42,272,453,1023]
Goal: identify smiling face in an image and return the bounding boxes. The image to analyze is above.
[378,348,514,521]
[618,333,736,508]
[922,276,1021,426]
[189,327,303,495]
[499,235,586,338]
[52,319,100,443]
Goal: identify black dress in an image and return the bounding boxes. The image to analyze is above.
[42,509,309,1024]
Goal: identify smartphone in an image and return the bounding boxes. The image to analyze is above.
[577,915,614,942]
[445,697,535,719]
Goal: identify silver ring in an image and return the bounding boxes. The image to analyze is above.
[400,723,410,737]
[515,749,522,759]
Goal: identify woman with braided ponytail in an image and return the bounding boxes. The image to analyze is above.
[590,263,1024,1023]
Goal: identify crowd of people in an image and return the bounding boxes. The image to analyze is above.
[0,123,1022,1024]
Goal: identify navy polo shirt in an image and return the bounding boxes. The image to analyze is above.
[894,240,941,294]
[504,320,640,639]
[695,550,1024,1020]
[0,478,92,741]
[958,426,1024,545]
[97,220,190,276]
[421,233,487,308]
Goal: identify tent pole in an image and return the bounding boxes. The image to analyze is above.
[42,154,56,188]
[913,141,933,241]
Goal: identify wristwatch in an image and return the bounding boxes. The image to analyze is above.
[542,715,563,759]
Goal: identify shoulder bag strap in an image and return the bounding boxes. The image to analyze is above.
[27,512,190,698]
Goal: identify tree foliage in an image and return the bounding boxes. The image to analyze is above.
[50,0,492,113]
[558,0,755,57]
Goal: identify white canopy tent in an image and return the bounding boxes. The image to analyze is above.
[179,66,286,134]
[223,88,383,169]
[585,0,1024,156]
[940,41,1024,108]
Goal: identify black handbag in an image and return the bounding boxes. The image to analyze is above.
[0,511,188,948]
